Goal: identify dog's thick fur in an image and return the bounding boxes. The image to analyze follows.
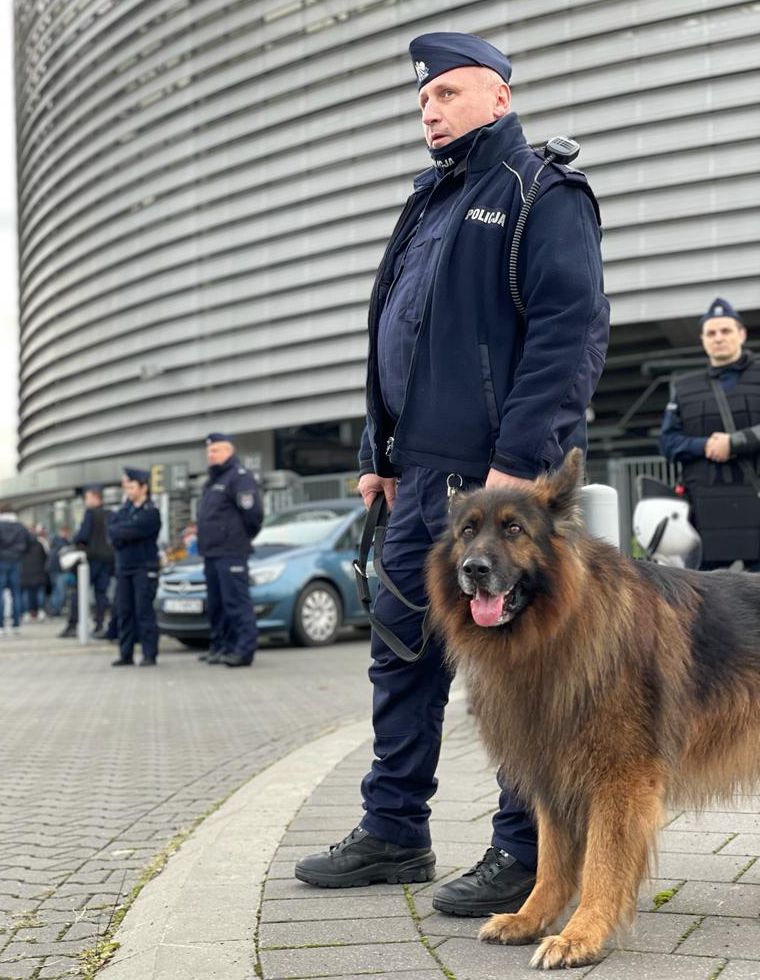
[426,448,760,970]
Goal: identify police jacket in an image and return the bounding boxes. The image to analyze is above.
[660,354,760,490]
[108,500,161,571]
[197,455,263,558]
[359,111,609,480]
[75,506,114,564]
[0,515,33,562]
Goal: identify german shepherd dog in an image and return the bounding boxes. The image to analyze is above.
[426,448,760,970]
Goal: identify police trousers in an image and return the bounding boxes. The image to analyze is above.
[117,567,159,661]
[204,556,258,663]
[359,465,538,869]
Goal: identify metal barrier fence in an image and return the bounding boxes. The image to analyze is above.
[264,458,683,556]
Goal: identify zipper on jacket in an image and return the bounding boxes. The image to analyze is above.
[386,436,395,458]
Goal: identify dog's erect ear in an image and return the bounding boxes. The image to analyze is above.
[544,447,584,527]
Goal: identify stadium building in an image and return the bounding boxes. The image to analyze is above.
[6,0,760,530]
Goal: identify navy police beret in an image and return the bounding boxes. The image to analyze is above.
[205,432,234,445]
[82,483,103,494]
[700,297,744,328]
[123,467,150,484]
[409,32,511,90]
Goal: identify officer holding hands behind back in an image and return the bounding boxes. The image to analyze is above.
[108,467,162,666]
[197,434,263,668]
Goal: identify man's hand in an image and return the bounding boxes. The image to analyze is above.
[705,432,731,462]
[485,469,535,491]
[358,473,397,510]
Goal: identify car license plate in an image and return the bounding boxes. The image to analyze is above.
[163,598,203,614]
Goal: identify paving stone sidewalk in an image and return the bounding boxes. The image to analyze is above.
[0,621,373,980]
[259,701,760,980]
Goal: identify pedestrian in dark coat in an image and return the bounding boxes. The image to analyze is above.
[0,503,34,632]
[108,468,161,666]
[296,31,609,918]
[197,433,263,667]
[59,485,115,637]
[20,533,48,618]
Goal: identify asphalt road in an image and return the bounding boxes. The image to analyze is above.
[0,622,373,980]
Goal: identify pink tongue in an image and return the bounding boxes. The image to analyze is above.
[470,591,504,627]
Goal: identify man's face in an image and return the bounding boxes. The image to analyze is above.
[206,441,235,466]
[84,491,101,509]
[418,66,510,149]
[124,479,147,504]
[701,316,746,367]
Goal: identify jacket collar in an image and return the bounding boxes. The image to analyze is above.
[208,454,238,479]
[708,350,752,378]
[412,112,528,191]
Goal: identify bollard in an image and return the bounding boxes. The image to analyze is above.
[580,483,620,549]
[77,560,90,644]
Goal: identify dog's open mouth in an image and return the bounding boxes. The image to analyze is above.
[469,584,524,627]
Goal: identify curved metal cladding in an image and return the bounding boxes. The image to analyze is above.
[15,0,760,474]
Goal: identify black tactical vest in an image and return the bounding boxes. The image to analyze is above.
[674,356,760,562]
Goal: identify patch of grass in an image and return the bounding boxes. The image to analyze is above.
[706,963,727,980]
[732,856,757,883]
[652,884,682,909]
[713,832,738,854]
[403,885,457,980]
[78,789,244,979]
[674,915,704,948]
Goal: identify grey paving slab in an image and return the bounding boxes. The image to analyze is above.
[260,894,411,923]
[655,851,752,881]
[258,916,420,949]
[718,962,760,980]
[664,880,760,917]
[259,940,433,978]
[720,833,760,855]
[676,915,760,959]
[584,950,724,979]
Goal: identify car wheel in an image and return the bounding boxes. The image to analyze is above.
[177,638,210,650]
[292,581,342,646]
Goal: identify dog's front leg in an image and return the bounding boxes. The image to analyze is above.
[530,771,664,970]
[479,804,579,946]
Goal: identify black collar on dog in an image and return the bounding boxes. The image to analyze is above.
[353,493,432,663]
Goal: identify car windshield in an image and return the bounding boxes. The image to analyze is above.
[255,509,348,547]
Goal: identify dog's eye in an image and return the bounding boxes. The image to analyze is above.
[461,525,476,538]
[504,522,522,536]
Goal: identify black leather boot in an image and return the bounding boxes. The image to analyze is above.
[295,826,435,888]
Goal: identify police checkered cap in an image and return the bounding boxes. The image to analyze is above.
[205,432,234,445]
[409,32,511,90]
[700,296,744,328]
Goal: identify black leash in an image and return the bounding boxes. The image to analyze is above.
[353,493,432,663]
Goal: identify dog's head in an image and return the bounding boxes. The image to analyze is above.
[437,448,584,629]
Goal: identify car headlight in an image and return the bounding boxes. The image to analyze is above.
[250,563,286,586]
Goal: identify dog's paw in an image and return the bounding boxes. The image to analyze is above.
[479,912,541,945]
[529,933,602,970]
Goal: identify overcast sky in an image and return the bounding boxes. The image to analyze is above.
[0,2,18,479]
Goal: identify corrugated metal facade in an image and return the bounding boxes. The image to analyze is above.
[13,0,760,480]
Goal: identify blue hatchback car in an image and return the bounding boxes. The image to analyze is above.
[157,499,372,647]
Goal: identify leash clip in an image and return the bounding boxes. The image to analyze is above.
[446,473,464,507]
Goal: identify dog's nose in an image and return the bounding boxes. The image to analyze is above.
[461,556,492,583]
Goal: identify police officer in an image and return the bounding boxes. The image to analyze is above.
[59,484,114,638]
[197,434,263,668]
[108,468,162,666]
[295,33,609,915]
[660,297,760,569]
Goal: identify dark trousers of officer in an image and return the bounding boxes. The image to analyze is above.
[67,559,112,627]
[204,556,258,663]
[117,567,159,662]
[359,465,539,870]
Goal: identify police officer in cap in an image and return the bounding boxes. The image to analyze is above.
[295,32,609,915]
[108,467,162,666]
[660,297,760,569]
[197,434,263,667]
